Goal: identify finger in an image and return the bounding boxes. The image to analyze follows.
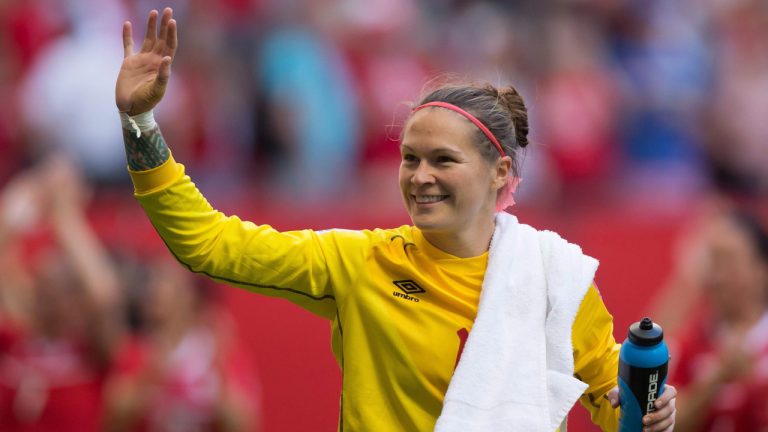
[141,9,159,52]
[654,385,677,408]
[122,21,134,58]
[166,19,178,58]
[645,400,674,424]
[605,388,620,408]
[155,7,173,53]
[643,399,675,430]
[644,413,674,432]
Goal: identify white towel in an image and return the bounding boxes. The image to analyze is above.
[435,212,598,432]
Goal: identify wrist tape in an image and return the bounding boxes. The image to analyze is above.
[119,110,156,138]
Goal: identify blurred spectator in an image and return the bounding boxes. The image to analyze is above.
[607,0,711,203]
[0,156,123,431]
[0,0,66,185]
[17,0,129,183]
[104,260,261,432]
[255,0,361,198]
[659,206,768,431]
[1,0,67,73]
[332,0,430,199]
[703,0,768,196]
[536,10,620,202]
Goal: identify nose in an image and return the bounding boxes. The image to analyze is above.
[411,161,435,186]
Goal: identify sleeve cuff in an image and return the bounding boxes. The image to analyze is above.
[128,154,184,195]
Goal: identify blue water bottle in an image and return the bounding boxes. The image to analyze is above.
[618,317,669,432]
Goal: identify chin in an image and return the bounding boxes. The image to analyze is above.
[410,214,450,233]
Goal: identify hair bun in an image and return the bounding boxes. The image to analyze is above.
[495,86,529,148]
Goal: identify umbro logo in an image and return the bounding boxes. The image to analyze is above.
[392,280,425,303]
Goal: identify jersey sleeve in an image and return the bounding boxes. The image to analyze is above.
[572,284,621,432]
[129,156,368,319]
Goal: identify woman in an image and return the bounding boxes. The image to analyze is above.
[104,260,261,432]
[0,158,123,431]
[666,208,768,431]
[115,8,676,431]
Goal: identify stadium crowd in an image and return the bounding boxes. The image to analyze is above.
[0,0,766,431]
[2,0,768,201]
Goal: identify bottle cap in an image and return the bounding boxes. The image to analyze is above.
[628,317,664,346]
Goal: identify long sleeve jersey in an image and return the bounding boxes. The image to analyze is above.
[130,156,620,431]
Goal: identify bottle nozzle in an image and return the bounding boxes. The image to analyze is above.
[628,317,664,346]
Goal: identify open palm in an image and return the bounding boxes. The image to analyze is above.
[115,8,177,116]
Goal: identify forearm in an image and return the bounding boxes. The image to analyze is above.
[52,208,120,307]
[52,208,122,363]
[573,286,621,431]
[674,373,722,432]
[121,111,170,171]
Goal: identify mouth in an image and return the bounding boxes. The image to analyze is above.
[412,194,449,204]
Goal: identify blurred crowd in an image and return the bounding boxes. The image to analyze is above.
[0,157,262,431]
[1,0,767,205]
[1,0,768,430]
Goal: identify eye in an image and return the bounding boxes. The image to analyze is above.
[435,155,455,164]
[402,154,418,163]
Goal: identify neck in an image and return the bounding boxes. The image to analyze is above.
[421,217,497,258]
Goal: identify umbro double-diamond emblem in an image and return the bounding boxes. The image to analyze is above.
[392,280,425,303]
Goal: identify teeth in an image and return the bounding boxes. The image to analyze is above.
[414,195,447,203]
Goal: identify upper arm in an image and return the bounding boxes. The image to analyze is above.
[136,167,373,318]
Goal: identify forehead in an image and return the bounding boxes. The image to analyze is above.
[401,108,477,151]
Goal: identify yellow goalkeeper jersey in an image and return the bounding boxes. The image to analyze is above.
[130,156,620,432]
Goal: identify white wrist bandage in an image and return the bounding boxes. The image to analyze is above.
[119,110,157,138]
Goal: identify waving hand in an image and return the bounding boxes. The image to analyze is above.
[115,8,177,116]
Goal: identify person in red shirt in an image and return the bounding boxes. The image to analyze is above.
[0,157,123,432]
[671,208,768,432]
[104,259,261,432]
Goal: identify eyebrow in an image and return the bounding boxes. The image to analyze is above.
[399,144,463,157]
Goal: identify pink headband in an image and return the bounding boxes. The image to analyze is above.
[412,101,506,157]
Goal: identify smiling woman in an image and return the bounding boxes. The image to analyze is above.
[114,8,678,432]
[398,85,526,258]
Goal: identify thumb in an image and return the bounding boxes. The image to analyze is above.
[154,56,172,88]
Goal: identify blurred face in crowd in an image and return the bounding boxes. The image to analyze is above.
[144,262,198,331]
[399,108,506,243]
[704,216,768,320]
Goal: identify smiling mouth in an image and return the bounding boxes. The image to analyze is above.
[413,195,449,204]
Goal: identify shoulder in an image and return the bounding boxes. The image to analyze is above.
[535,228,584,259]
[311,226,414,251]
[495,212,577,251]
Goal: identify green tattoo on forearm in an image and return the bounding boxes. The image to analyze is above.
[122,125,171,171]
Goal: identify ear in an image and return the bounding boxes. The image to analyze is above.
[492,156,513,190]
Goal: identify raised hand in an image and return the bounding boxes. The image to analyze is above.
[115,8,178,116]
[0,167,47,236]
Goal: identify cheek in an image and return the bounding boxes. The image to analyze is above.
[454,169,495,201]
[398,167,408,191]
